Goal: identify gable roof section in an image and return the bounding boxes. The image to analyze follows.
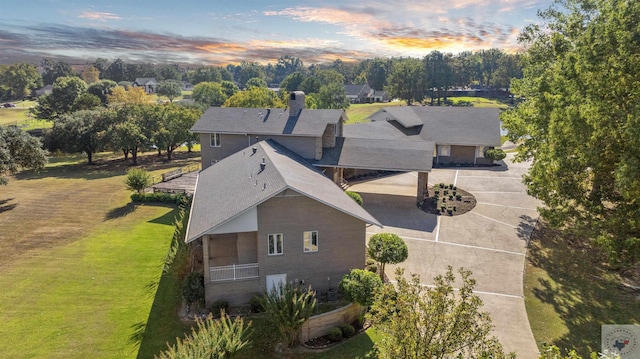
[134,77,157,85]
[186,140,381,242]
[368,106,501,147]
[344,84,369,96]
[316,137,433,172]
[382,106,423,128]
[413,107,501,146]
[191,107,345,137]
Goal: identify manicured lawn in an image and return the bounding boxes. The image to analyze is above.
[345,101,404,124]
[524,224,640,357]
[0,104,52,130]
[0,150,200,358]
[448,96,510,108]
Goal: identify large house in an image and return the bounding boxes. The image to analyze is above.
[187,91,501,306]
[185,140,381,306]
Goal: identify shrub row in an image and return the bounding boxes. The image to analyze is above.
[131,192,190,205]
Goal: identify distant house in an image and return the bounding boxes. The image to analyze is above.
[132,78,157,94]
[181,81,193,91]
[33,85,52,97]
[185,139,380,306]
[344,84,389,103]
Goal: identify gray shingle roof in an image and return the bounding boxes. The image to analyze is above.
[344,84,369,96]
[191,108,345,137]
[186,140,381,242]
[134,78,157,85]
[315,137,433,172]
[366,106,501,146]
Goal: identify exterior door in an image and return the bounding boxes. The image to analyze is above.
[266,274,287,295]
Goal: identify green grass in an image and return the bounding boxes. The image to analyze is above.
[524,225,640,357]
[448,96,510,108]
[0,106,52,129]
[345,101,404,124]
[0,151,200,358]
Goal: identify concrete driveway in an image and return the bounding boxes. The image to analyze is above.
[349,154,540,358]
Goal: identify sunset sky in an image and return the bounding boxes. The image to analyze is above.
[0,0,552,65]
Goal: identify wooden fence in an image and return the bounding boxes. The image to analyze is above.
[299,303,363,343]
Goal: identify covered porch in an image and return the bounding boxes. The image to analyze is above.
[203,231,259,283]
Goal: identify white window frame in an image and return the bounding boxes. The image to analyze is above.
[438,144,451,157]
[268,233,283,256]
[303,231,318,253]
[210,133,221,147]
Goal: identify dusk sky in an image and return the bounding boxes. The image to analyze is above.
[0,0,553,66]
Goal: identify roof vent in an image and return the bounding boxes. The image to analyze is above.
[252,147,257,155]
[262,183,266,190]
[259,157,266,172]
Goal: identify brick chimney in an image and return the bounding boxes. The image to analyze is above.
[289,91,305,116]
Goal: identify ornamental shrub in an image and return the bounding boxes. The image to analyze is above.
[327,327,343,342]
[345,191,363,206]
[484,148,507,161]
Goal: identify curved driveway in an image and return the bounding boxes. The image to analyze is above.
[349,154,540,358]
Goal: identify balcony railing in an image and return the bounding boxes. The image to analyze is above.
[210,263,259,282]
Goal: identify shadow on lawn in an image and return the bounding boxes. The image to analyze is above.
[0,198,17,214]
[14,151,200,181]
[105,202,137,220]
[527,224,640,357]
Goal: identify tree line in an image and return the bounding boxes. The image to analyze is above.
[0,49,521,103]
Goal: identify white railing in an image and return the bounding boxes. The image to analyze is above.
[210,263,259,282]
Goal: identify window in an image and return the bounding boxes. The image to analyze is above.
[268,233,283,256]
[303,231,318,253]
[438,144,451,157]
[210,133,221,147]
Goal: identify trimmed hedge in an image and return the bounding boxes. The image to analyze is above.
[131,192,190,205]
[345,191,363,206]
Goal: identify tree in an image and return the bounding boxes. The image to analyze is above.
[386,58,425,105]
[368,267,510,359]
[107,86,147,105]
[223,87,284,108]
[155,313,251,359]
[32,76,87,120]
[156,80,183,102]
[124,168,151,194]
[192,82,226,107]
[72,93,102,111]
[273,55,304,84]
[424,51,453,105]
[501,0,640,267]
[81,65,100,84]
[103,58,127,83]
[244,77,267,89]
[152,104,202,160]
[220,80,239,98]
[261,283,316,347]
[0,63,42,100]
[367,233,408,280]
[300,76,322,95]
[280,72,306,93]
[50,109,107,164]
[365,58,389,90]
[41,59,75,85]
[237,62,265,88]
[315,83,350,110]
[87,79,118,105]
[339,269,382,307]
[0,126,47,185]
